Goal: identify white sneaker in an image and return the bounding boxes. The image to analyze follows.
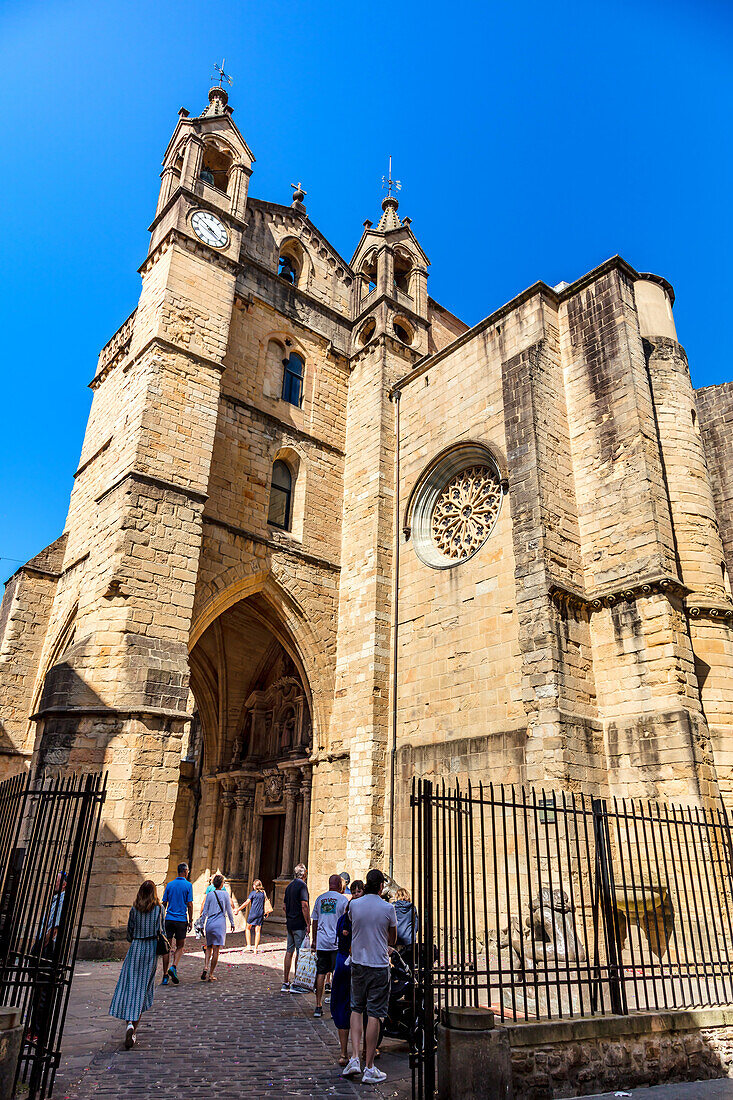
[342,1056,361,1077]
[362,1066,386,1083]
[289,984,304,993]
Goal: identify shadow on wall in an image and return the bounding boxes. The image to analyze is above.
[32,660,188,957]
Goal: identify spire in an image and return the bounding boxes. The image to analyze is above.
[377,156,402,231]
[377,193,402,232]
[201,60,233,117]
[200,85,230,118]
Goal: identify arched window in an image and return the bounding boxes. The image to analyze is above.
[199,145,233,192]
[394,251,412,294]
[361,253,377,294]
[277,239,305,287]
[282,352,304,406]
[267,460,293,529]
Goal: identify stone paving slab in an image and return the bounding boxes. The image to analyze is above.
[55,937,410,1099]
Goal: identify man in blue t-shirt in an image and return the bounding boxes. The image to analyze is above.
[161,862,193,985]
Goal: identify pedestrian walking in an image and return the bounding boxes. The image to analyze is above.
[393,886,418,952]
[310,875,349,1018]
[160,862,193,985]
[281,863,309,993]
[200,873,235,981]
[341,869,397,1084]
[109,880,163,1050]
[236,879,268,954]
[330,879,364,1065]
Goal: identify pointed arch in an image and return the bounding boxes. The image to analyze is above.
[189,569,332,750]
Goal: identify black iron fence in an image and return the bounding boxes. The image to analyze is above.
[0,771,106,1099]
[410,778,733,1099]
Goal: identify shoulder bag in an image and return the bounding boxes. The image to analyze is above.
[156,907,170,957]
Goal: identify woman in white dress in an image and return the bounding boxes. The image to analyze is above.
[200,873,235,981]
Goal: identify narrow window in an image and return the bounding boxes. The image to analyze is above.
[267,461,293,529]
[282,352,304,406]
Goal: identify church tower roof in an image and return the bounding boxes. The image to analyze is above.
[199,85,231,118]
[376,193,402,232]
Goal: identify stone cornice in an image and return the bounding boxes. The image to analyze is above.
[138,226,242,279]
[219,392,345,457]
[202,515,340,574]
[550,574,691,613]
[90,334,225,390]
[30,705,193,722]
[147,184,250,239]
[391,254,643,394]
[349,331,422,370]
[352,289,428,331]
[73,437,112,479]
[685,594,733,623]
[95,469,208,507]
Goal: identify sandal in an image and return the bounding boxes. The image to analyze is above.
[200,969,208,981]
[208,975,218,981]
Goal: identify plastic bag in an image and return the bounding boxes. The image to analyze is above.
[292,937,316,992]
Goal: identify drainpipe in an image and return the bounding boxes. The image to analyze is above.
[389,389,402,881]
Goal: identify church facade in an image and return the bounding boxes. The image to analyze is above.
[2,86,733,946]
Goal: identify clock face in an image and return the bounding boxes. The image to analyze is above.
[191,210,229,248]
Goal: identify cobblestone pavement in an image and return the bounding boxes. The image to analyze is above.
[586,1082,733,1099]
[56,937,411,1099]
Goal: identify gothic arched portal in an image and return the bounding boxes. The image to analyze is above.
[170,594,313,912]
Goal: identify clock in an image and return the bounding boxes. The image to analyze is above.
[191,210,229,248]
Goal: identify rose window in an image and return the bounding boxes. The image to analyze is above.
[409,445,504,569]
[430,466,502,562]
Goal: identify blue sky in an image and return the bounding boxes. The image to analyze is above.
[1,0,732,571]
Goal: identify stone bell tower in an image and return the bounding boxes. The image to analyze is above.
[31,85,252,943]
[333,183,429,872]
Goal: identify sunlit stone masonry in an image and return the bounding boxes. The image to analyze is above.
[1,84,733,948]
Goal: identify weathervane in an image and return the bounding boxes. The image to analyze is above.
[212,59,233,88]
[381,155,401,198]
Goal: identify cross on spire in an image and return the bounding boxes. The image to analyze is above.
[291,182,307,197]
[212,59,233,88]
[381,155,401,198]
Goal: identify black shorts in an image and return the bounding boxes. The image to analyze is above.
[316,949,338,975]
[165,919,188,946]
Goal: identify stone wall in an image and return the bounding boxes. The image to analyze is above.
[697,381,733,582]
[505,1009,733,1099]
[0,535,67,776]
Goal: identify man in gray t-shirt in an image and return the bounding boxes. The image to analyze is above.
[341,869,397,1085]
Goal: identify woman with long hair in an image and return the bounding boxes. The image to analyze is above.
[109,880,163,1050]
[330,879,365,1066]
[200,873,235,981]
[235,878,267,954]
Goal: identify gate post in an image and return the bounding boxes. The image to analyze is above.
[423,780,436,1099]
[592,797,626,1015]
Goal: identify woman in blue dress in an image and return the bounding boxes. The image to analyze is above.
[200,873,235,981]
[330,879,364,1066]
[235,878,267,954]
[109,880,162,1050]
